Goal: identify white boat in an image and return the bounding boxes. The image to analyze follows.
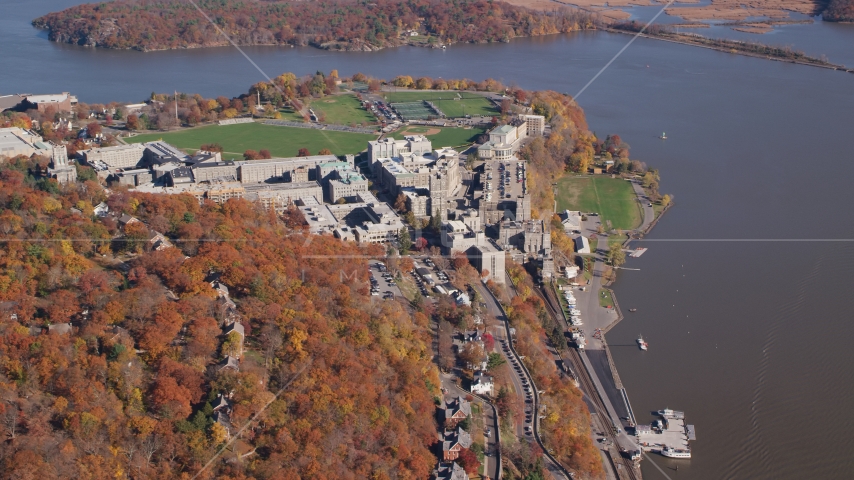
[656,408,684,419]
[637,335,648,351]
[660,447,691,459]
[659,131,667,140]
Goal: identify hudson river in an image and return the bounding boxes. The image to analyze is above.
[4,1,854,478]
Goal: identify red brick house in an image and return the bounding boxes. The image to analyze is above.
[441,427,472,461]
[442,396,471,428]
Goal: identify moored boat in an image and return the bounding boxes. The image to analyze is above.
[637,335,648,351]
[660,446,691,459]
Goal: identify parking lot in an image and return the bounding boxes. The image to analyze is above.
[482,159,527,202]
[411,257,454,297]
[368,260,402,300]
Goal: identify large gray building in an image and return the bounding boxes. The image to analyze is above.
[367,135,432,163]
[238,154,340,184]
[0,127,52,158]
[82,143,147,169]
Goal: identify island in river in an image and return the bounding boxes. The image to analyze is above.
[31,0,598,52]
[32,0,854,52]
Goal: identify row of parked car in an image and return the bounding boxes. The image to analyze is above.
[370,101,399,121]
[501,337,535,437]
[409,269,430,297]
[369,263,395,299]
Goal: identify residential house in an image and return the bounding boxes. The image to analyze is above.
[470,372,494,396]
[147,231,173,251]
[47,323,73,335]
[211,281,229,299]
[460,330,484,346]
[219,355,240,372]
[574,236,591,254]
[434,462,468,480]
[118,214,140,231]
[442,396,471,427]
[213,409,232,439]
[222,322,245,358]
[441,427,472,461]
[559,210,582,233]
[93,202,109,217]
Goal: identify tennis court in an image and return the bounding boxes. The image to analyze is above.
[390,101,437,121]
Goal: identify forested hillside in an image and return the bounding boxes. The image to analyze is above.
[823,0,854,21]
[32,0,597,52]
[0,157,439,478]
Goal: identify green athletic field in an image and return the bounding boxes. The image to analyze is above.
[310,94,376,126]
[382,91,497,118]
[555,176,641,231]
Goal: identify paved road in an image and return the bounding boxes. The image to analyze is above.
[473,283,531,439]
[440,375,500,480]
[475,282,570,480]
[629,179,655,233]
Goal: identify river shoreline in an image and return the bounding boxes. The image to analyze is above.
[605,27,854,72]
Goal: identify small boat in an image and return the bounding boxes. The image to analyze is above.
[637,335,648,351]
[656,408,685,419]
[659,131,667,140]
[629,308,637,312]
[660,446,691,459]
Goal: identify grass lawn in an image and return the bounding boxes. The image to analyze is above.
[310,94,376,126]
[391,126,485,149]
[382,91,497,118]
[598,288,615,309]
[127,122,376,158]
[555,176,641,231]
[277,108,305,122]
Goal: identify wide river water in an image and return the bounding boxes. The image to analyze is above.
[4,1,854,479]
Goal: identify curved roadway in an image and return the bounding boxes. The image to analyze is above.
[475,282,572,480]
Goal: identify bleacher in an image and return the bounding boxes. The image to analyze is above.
[218,118,255,126]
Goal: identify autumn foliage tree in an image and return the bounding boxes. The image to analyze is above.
[0,164,440,478]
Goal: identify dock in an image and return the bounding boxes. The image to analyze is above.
[629,248,647,258]
[635,409,694,456]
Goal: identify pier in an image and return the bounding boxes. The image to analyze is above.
[635,410,695,458]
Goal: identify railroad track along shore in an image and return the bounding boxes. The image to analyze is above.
[536,285,641,480]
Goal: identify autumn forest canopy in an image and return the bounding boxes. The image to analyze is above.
[0,162,441,478]
[32,0,598,52]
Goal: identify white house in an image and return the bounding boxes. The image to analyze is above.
[574,236,590,254]
[471,372,494,395]
[564,265,579,279]
[559,210,582,233]
[93,202,109,217]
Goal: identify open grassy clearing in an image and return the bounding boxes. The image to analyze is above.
[381,91,497,118]
[598,288,615,309]
[391,126,486,149]
[276,107,305,122]
[127,122,376,157]
[309,94,376,126]
[555,176,641,231]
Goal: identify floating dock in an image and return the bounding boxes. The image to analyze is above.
[635,409,694,458]
[629,248,648,258]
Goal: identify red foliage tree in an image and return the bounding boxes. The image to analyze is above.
[457,447,480,474]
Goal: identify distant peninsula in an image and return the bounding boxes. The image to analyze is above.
[823,0,854,21]
[32,0,598,52]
